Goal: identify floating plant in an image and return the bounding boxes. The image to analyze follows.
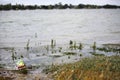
[78,43,83,51]
[20,55,24,58]
[58,47,62,52]
[97,43,120,54]
[90,52,105,56]
[79,53,82,56]
[63,52,77,55]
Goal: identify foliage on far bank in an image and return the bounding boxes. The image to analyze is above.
[43,55,120,80]
[0,3,120,10]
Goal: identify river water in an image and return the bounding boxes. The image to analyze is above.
[0,9,120,70]
[0,9,120,47]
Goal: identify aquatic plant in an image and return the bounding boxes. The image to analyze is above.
[26,39,30,59]
[58,47,62,52]
[49,54,62,58]
[69,40,73,50]
[97,47,109,52]
[90,52,105,56]
[51,39,54,48]
[73,41,77,50]
[63,52,77,55]
[69,40,73,45]
[20,55,24,58]
[54,40,56,47]
[11,48,16,62]
[92,42,96,53]
[11,53,15,61]
[79,53,82,56]
[36,54,40,57]
[97,46,120,55]
[26,39,30,51]
[51,39,57,54]
[78,43,83,51]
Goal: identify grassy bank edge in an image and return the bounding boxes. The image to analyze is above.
[43,55,120,80]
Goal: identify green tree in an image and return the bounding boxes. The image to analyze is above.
[48,5,54,9]
[77,4,85,9]
[3,4,12,10]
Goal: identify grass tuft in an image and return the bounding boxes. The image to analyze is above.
[43,55,120,80]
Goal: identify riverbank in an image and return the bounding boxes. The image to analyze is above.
[0,69,52,80]
[0,55,119,80]
[43,55,120,80]
[0,4,120,11]
[0,41,120,80]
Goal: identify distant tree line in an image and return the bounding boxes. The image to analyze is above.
[0,3,120,10]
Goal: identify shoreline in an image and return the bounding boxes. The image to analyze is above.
[0,55,120,80]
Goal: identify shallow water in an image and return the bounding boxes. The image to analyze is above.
[0,9,120,70]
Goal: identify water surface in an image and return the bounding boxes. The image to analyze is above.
[0,9,120,70]
[0,9,120,47]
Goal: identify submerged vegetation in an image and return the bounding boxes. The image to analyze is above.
[4,39,119,62]
[63,52,77,55]
[90,52,105,56]
[44,55,120,80]
[0,39,120,79]
[0,3,120,10]
[97,47,120,53]
[42,40,120,79]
